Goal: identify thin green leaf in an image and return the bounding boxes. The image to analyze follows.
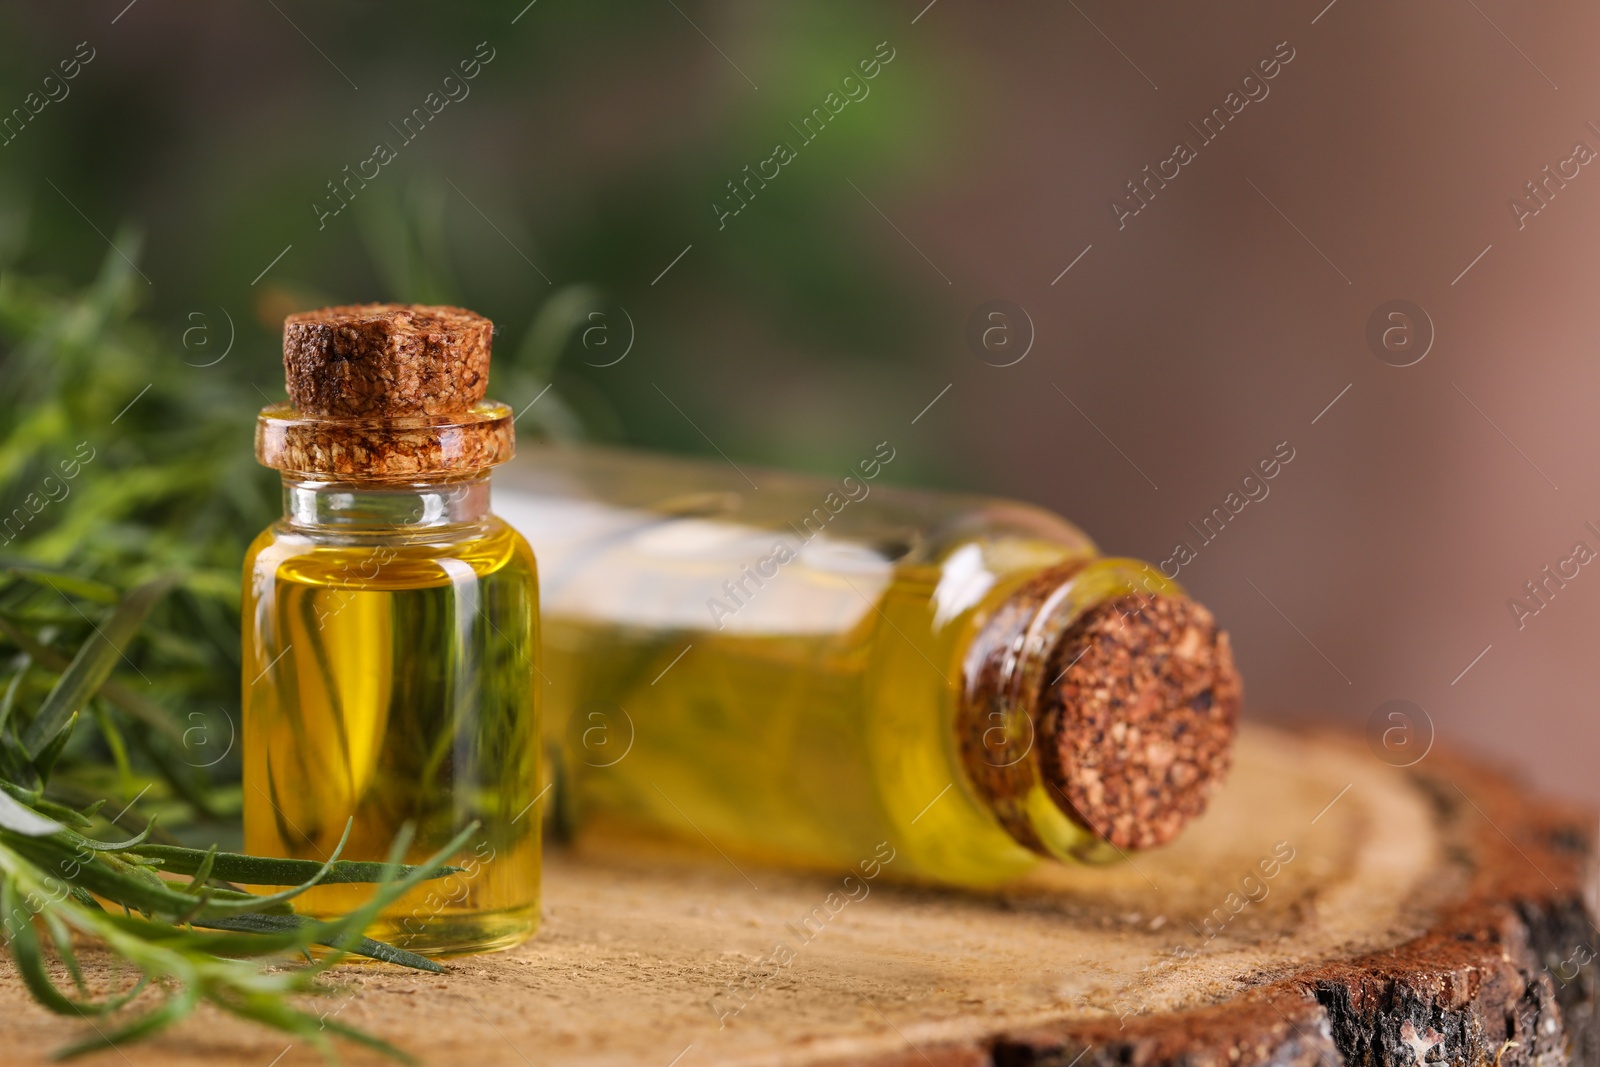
[53,982,200,1061]
[0,658,27,735]
[21,573,181,758]
[61,820,155,852]
[308,821,477,970]
[95,916,302,959]
[183,843,216,893]
[0,617,184,744]
[130,843,464,886]
[41,911,86,994]
[193,913,443,972]
[30,709,76,780]
[3,833,288,920]
[0,782,91,827]
[0,747,33,791]
[208,992,349,1063]
[316,1014,417,1065]
[95,909,419,969]
[20,819,373,925]
[2,876,73,1014]
[0,564,118,604]
[0,788,63,836]
[516,284,607,380]
[90,703,134,795]
[0,877,121,1017]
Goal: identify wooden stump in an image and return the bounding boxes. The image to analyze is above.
[0,723,1594,1066]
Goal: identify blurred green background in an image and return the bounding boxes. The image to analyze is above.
[0,1,965,833]
[0,1,954,477]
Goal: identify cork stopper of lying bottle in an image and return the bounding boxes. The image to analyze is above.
[959,561,1241,858]
[256,303,515,480]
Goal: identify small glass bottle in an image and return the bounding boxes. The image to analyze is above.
[496,444,1241,887]
[244,304,540,955]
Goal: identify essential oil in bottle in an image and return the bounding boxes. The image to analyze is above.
[244,304,540,955]
[495,444,1240,887]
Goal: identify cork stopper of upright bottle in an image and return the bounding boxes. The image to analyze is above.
[282,303,494,418]
[256,303,515,481]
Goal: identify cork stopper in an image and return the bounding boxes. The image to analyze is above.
[958,564,1240,858]
[283,303,493,417]
[257,303,513,481]
[1038,594,1240,852]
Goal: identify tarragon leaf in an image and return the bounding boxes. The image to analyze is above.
[0,787,63,836]
[132,843,463,886]
[21,573,181,759]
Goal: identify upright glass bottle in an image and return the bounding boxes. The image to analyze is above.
[496,444,1240,888]
[244,304,540,955]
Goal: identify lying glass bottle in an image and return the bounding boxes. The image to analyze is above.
[496,443,1239,886]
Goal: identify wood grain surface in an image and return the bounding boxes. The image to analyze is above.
[0,722,1593,1067]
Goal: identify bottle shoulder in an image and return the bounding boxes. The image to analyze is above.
[245,516,535,591]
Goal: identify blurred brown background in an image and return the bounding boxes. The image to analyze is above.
[2,1,1596,802]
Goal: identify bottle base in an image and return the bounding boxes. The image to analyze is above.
[319,905,540,960]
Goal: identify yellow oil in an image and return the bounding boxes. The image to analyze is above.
[539,516,1092,886]
[242,519,540,955]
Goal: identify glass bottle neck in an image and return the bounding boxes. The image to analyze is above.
[281,474,493,532]
[956,557,1179,863]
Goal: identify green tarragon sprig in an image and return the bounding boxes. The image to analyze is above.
[0,571,465,1061]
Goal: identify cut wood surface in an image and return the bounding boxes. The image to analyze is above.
[0,722,1594,1067]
